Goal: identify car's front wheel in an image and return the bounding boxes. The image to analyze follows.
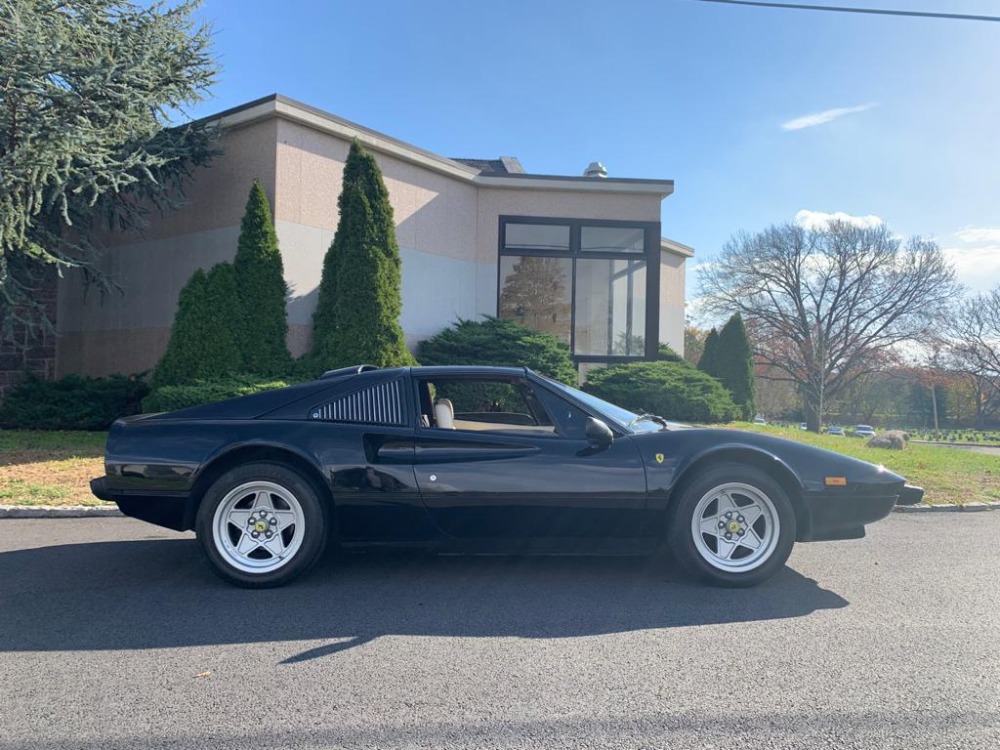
[196,462,327,588]
[667,463,795,587]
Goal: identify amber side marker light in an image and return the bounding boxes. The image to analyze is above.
[825,477,848,487]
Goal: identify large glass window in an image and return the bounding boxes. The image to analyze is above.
[574,259,646,356]
[498,218,657,362]
[499,255,572,345]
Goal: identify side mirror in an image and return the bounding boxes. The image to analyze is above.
[584,417,614,447]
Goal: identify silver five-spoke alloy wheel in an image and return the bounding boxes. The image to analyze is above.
[691,481,780,572]
[212,480,305,574]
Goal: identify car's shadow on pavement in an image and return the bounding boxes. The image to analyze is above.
[0,536,848,662]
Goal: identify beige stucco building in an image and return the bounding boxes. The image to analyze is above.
[56,94,692,377]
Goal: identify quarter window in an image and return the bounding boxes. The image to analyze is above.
[310,379,406,425]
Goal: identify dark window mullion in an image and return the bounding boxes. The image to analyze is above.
[569,256,577,357]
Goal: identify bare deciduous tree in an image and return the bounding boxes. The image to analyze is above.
[946,288,1000,429]
[700,221,958,431]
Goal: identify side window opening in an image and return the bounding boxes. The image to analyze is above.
[418,377,557,435]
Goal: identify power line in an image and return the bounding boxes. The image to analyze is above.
[694,0,1000,22]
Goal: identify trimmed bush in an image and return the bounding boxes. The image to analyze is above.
[142,377,296,413]
[658,343,684,362]
[417,316,577,385]
[153,263,243,387]
[0,372,149,430]
[233,180,291,375]
[584,360,739,423]
[308,138,415,371]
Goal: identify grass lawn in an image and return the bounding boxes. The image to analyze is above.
[0,426,996,508]
[0,430,109,507]
[725,423,1000,506]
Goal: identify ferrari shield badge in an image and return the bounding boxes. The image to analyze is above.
[654,453,665,464]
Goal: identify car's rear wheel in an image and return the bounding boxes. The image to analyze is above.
[196,462,327,588]
[667,463,795,587]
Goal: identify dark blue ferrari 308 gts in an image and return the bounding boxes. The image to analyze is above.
[91,365,923,588]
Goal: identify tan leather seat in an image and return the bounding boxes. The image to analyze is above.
[434,399,454,429]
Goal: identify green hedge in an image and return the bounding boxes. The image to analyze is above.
[142,377,297,413]
[584,360,739,423]
[417,317,577,384]
[0,373,149,430]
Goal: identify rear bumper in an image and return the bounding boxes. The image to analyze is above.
[90,477,112,501]
[90,476,191,531]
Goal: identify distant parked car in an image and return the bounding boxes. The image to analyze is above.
[854,424,876,438]
[752,417,768,425]
[826,426,845,436]
[799,423,808,431]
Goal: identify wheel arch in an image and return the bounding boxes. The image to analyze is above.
[667,447,811,541]
[183,443,333,531]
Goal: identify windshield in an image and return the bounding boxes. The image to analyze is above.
[537,375,662,433]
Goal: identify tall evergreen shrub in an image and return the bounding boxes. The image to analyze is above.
[698,328,722,379]
[309,139,415,371]
[233,180,290,374]
[153,264,242,387]
[717,312,756,420]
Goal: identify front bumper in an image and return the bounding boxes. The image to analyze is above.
[800,483,925,541]
[897,484,925,505]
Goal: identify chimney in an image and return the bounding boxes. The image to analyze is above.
[583,161,607,178]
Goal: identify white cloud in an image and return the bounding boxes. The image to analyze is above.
[946,227,1000,292]
[781,103,879,132]
[942,246,1000,294]
[956,227,1000,244]
[795,209,884,231]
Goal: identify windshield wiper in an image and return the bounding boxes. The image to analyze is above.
[629,413,668,428]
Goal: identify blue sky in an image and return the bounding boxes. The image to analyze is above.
[185,0,1000,304]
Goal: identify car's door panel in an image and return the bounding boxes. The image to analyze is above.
[413,429,648,539]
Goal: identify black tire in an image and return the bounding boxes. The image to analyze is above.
[667,463,796,588]
[196,462,328,588]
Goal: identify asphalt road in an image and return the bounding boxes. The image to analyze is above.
[1,514,998,750]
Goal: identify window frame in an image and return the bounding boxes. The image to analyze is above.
[497,215,661,364]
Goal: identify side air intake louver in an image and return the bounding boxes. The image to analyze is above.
[310,379,405,425]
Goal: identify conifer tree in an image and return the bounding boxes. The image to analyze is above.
[153,263,242,387]
[233,180,290,374]
[0,0,216,341]
[718,312,756,420]
[310,139,415,369]
[698,328,722,380]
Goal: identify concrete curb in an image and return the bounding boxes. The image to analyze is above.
[2,503,997,519]
[0,505,123,519]
[892,502,1000,513]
